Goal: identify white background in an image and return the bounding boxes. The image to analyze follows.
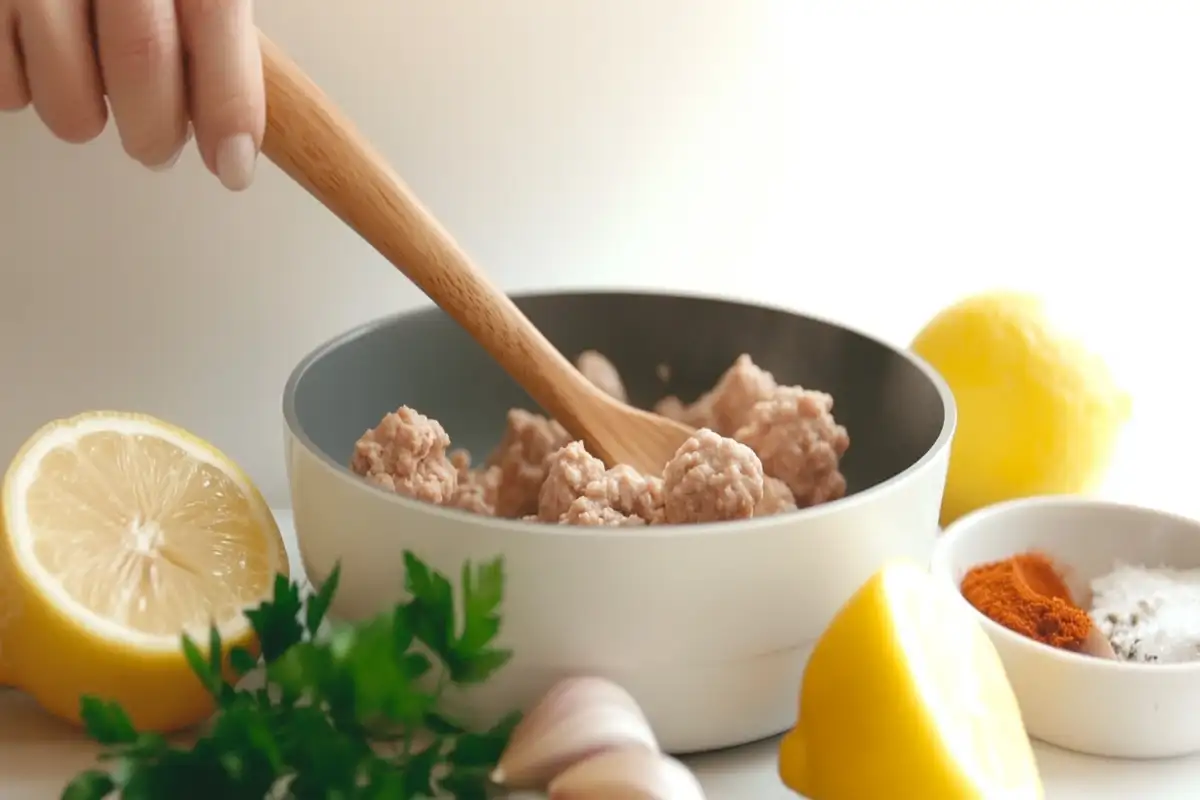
[1,0,1197,511]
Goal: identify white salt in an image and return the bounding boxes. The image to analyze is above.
[1088,563,1200,664]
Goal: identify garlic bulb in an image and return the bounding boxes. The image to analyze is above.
[547,747,707,800]
[491,676,659,790]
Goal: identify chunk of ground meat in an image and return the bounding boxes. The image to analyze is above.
[652,395,699,427]
[444,449,500,515]
[635,474,666,524]
[538,441,606,521]
[577,465,665,524]
[576,350,628,404]
[350,406,458,503]
[487,409,573,518]
[542,447,665,526]
[756,476,798,517]
[734,387,850,508]
[662,428,764,524]
[452,465,502,515]
[561,499,648,526]
[654,355,777,436]
[449,449,472,480]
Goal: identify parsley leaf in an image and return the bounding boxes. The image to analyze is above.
[452,559,512,685]
[403,551,457,662]
[304,563,340,637]
[244,574,305,663]
[403,553,513,685]
[61,771,115,800]
[66,551,518,799]
[79,698,139,746]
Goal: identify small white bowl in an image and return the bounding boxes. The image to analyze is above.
[931,496,1200,759]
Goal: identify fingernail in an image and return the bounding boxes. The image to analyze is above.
[215,134,257,191]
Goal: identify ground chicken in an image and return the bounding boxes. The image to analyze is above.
[634,474,666,524]
[574,465,665,525]
[561,498,648,526]
[662,428,764,524]
[541,445,665,526]
[652,395,699,428]
[734,387,850,508]
[449,449,472,480]
[353,351,848,523]
[756,476,798,517]
[487,409,572,518]
[576,350,628,403]
[443,449,501,515]
[453,465,502,516]
[538,441,606,521]
[654,355,777,436]
[350,406,458,503]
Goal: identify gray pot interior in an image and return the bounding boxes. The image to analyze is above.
[285,292,951,496]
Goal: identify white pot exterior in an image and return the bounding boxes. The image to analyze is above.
[287,424,950,753]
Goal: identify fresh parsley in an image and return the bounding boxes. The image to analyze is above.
[62,551,520,800]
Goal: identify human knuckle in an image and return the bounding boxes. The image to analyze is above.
[105,25,172,71]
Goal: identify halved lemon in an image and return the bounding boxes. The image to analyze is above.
[0,412,287,731]
[779,562,1042,799]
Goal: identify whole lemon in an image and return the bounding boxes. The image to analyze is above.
[912,291,1131,527]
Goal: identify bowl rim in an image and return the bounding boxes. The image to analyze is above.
[932,495,1200,674]
[282,287,958,539]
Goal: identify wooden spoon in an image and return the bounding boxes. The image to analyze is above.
[256,33,694,474]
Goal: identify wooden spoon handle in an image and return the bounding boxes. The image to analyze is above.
[257,33,591,429]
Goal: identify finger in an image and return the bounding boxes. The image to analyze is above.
[0,7,30,110]
[178,0,264,191]
[94,0,188,168]
[17,0,107,142]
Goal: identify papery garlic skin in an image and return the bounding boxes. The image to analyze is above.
[547,746,707,800]
[492,676,659,790]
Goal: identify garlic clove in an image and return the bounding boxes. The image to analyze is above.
[491,676,659,790]
[547,746,707,800]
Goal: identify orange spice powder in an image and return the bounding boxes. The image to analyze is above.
[960,551,1092,651]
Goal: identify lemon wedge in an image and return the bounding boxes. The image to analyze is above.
[911,291,1131,526]
[779,562,1042,800]
[0,412,287,731]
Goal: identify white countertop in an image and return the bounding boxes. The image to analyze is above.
[2,511,1198,799]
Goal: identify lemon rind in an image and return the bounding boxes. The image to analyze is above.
[883,563,1040,798]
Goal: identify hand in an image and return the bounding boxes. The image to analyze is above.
[0,0,265,191]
